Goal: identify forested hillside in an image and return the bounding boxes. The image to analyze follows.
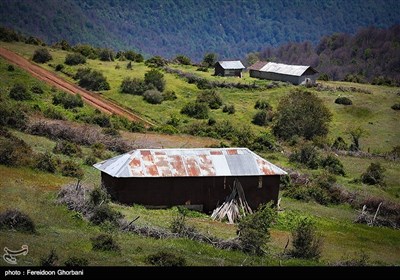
[0,0,399,60]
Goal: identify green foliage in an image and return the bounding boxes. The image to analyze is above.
[53,39,71,51]
[196,90,223,109]
[89,186,110,206]
[321,154,345,176]
[43,107,65,120]
[64,257,89,267]
[273,89,332,140]
[222,104,235,114]
[0,209,36,233]
[65,53,86,65]
[91,234,120,251]
[254,99,272,110]
[252,110,272,126]
[331,136,348,151]
[32,48,52,63]
[162,90,177,101]
[348,127,366,151]
[202,53,217,68]
[143,89,164,104]
[73,44,99,59]
[237,203,277,255]
[84,155,98,166]
[361,162,386,186]
[52,91,83,109]
[181,102,209,119]
[30,85,43,94]
[120,77,147,95]
[53,140,82,157]
[146,251,186,267]
[289,143,321,169]
[35,152,60,173]
[144,69,166,92]
[0,26,22,42]
[251,132,277,152]
[174,55,191,65]
[126,61,132,69]
[0,101,28,129]
[98,48,115,61]
[61,160,84,179]
[318,73,330,81]
[290,217,322,260]
[0,135,33,167]
[55,64,64,71]
[123,50,143,62]
[391,103,400,110]
[9,84,31,101]
[39,249,59,266]
[335,96,353,105]
[90,204,121,227]
[145,56,167,68]
[74,68,110,91]
[7,64,15,71]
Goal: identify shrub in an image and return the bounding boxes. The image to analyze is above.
[254,99,272,110]
[391,103,400,110]
[290,217,322,260]
[120,77,147,95]
[64,257,89,267]
[202,53,217,68]
[39,249,59,266]
[102,127,120,137]
[7,65,15,71]
[123,50,143,62]
[143,89,164,104]
[35,152,59,173]
[55,64,64,71]
[32,48,52,63]
[289,143,320,169]
[237,203,277,255]
[0,136,33,166]
[52,91,83,109]
[89,186,110,206]
[65,53,86,65]
[162,90,177,101]
[145,56,168,68]
[61,160,84,179]
[196,90,223,109]
[90,114,112,128]
[43,107,65,120]
[208,118,216,126]
[222,104,235,114]
[252,110,272,126]
[332,136,348,150]
[53,140,82,156]
[273,89,332,140]
[318,73,330,81]
[31,85,44,94]
[75,68,110,91]
[335,96,353,105]
[0,101,28,129]
[0,209,36,233]
[91,234,120,251]
[98,48,115,61]
[9,84,31,101]
[251,132,277,152]
[321,154,345,176]
[196,78,213,89]
[144,69,166,92]
[170,209,196,237]
[146,251,186,266]
[173,55,191,65]
[90,204,121,226]
[126,61,132,69]
[84,155,97,166]
[73,44,99,59]
[181,102,209,119]
[361,162,386,186]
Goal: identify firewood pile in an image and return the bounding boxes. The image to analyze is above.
[211,179,253,224]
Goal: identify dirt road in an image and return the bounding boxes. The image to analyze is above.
[0,46,154,127]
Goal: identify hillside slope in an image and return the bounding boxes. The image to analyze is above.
[0,0,399,60]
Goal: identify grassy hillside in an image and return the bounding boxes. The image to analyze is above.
[0,42,399,266]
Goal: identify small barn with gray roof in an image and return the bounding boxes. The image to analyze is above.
[94,148,287,213]
[249,61,318,85]
[214,61,245,77]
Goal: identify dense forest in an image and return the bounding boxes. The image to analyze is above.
[254,25,400,85]
[0,0,399,60]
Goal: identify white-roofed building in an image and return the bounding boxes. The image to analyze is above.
[214,60,245,77]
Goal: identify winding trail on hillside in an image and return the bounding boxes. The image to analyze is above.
[0,46,154,127]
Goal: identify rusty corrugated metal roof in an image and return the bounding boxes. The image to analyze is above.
[248,61,268,71]
[217,61,245,70]
[259,62,318,77]
[93,148,287,178]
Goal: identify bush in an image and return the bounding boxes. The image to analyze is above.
[289,143,320,169]
[321,154,345,176]
[9,84,31,101]
[181,102,209,119]
[55,64,64,71]
[35,152,59,173]
[237,203,277,255]
[61,160,84,179]
[143,89,164,104]
[273,89,332,140]
[90,204,121,226]
[361,162,386,186]
[251,132,277,152]
[64,257,89,267]
[120,77,147,95]
[7,65,15,71]
[91,234,120,251]
[0,101,28,129]
[146,251,186,266]
[332,136,348,150]
[53,140,82,157]
[145,56,167,68]
[290,217,322,260]
[75,68,110,91]
[39,249,59,266]
[335,96,353,105]
[162,90,177,101]
[170,209,196,237]
[222,104,235,114]
[0,209,36,233]
[252,110,273,126]
[65,53,86,65]
[52,91,83,109]
[318,73,330,81]
[98,48,115,61]
[196,90,223,109]
[126,61,132,69]
[123,50,143,62]
[173,55,191,65]
[254,99,272,110]
[202,53,217,68]
[43,107,65,120]
[31,85,44,94]
[144,69,166,92]
[0,136,33,166]
[89,186,110,206]
[84,155,97,166]
[32,48,52,63]
[391,103,400,110]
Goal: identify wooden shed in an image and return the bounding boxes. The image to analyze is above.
[214,61,245,77]
[249,61,318,85]
[94,148,287,213]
